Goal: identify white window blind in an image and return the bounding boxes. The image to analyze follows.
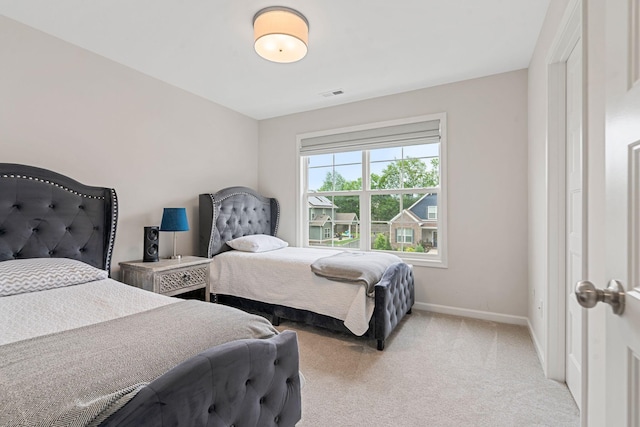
[299,119,440,155]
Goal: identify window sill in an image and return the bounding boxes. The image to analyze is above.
[396,254,448,269]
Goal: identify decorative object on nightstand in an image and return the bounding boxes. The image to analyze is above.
[143,226,160,262]
[160,207,189,260]
[119,256,212,302]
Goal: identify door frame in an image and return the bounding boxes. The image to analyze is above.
[545,0,587,416]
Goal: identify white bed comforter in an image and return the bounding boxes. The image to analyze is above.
[0,279,177,345]
[211,247,375,335]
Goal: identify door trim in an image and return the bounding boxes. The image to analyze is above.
[545,2,588,423]
[546,0,582,376]
[547,0,591,423]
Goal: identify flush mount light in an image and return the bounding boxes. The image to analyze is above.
[253,6,309,63]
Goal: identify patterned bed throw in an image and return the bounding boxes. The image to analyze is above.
[310,251,402,295]
[0,300,277,427]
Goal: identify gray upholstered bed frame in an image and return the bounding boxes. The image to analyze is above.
[0,163,118,272]
[0,165,302,427]
[199,186,415,351]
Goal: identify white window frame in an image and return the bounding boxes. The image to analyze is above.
[296,113,448,268]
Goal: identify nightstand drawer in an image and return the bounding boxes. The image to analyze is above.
[157,265,208,294]
[119,256,212,302]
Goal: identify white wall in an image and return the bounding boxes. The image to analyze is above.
[258,70,529,319]
[0,15,530,322]
[0,16,259,276]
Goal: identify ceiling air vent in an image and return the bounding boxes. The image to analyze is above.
[319,89,344,97]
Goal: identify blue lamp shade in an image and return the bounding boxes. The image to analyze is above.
[160,208,189,232]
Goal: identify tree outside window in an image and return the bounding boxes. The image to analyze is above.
[305,146,439,255]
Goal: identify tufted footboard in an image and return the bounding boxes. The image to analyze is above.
[101,331,301,427]
[373,262,415,350]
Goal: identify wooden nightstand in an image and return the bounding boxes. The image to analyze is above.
[119,256,212,302]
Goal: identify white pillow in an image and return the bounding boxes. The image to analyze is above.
[227,235,288,253]
[0,258,108,297]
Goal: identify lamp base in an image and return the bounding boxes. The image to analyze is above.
[169,232,182,260]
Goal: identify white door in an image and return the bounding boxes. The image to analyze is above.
[599,0,640,424]
[565,38,584,409]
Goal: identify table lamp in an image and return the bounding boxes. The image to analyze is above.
[160,207,189,259]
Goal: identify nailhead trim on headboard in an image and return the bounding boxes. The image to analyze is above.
[207,193,216,258]
[273,198,281,236]
[106,188,118,272]
[0,174,106,199]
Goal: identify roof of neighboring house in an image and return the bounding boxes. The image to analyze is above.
[308,195,335,208]
[407,193,437,221]
[309,214,331,227]
[334,213,359,224]
[388,193,437,224]
[388,209,421,225]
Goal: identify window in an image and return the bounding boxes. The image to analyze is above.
[396,228,414,244]
[297,114,447,267]
[427,206,437,220]
[324,227,332,239]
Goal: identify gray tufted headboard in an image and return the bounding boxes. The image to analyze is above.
[0,164,118,274]
[199,187,279,258]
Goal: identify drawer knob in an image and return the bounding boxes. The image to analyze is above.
[182,273,191,282]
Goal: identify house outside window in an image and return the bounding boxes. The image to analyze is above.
[308,195,335,243]
[388,193,438,251]
[297,114,447,267]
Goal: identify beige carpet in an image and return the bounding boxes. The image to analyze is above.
[277,310,579,427]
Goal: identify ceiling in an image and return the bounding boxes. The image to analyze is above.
[0,1,550,120]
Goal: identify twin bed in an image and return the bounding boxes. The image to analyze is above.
[199,186,415,351]
[0,164,414,426]
[0,164,301,427]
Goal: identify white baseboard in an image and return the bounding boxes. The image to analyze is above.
[527,318,546,373]
[413,302,528,326]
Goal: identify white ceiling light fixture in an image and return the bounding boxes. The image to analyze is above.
[253,6,309,63]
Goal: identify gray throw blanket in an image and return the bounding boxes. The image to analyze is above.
[310,251,403,295]
[0,300,277,427]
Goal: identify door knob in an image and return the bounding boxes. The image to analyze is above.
[575,280,625,315]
